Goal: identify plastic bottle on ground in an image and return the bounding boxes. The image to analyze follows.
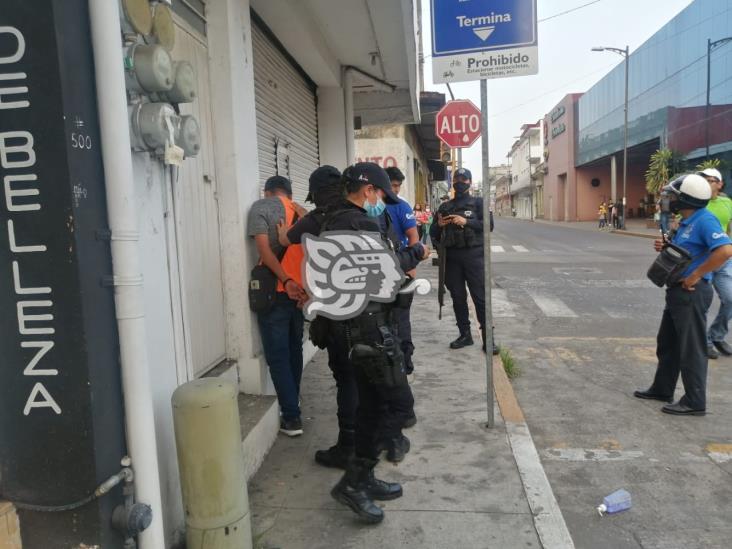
[597,489,632,516]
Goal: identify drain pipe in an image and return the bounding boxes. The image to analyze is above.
[88,1,165,548]
[343,67,355,164]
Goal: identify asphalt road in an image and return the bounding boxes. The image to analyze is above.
[490,217,732,549]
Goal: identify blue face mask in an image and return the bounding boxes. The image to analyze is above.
[363,197,386,217]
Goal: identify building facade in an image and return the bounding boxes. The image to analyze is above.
[508,122,542,219]
[0,1,423,547]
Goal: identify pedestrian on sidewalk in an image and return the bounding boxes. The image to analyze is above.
[701,168,732,359]
[430,167,498,355]
[598,202,608,229]
[248,176,308,436]
[318,162,430,523]
[635,174,732,416]
[422,206,433,244]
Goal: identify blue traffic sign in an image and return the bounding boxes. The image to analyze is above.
[431,0,537,57]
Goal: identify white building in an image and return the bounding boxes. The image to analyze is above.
[508,121,542,219]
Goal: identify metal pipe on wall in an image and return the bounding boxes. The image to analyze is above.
[88,1,166,547]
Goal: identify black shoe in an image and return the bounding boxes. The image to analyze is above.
[385,435,410,463]
[315,444,354,469]
[661,401,706,416]
[450,334,474,349]
[364,469,402,501]
[279,418,303,437]
[331,458,384,524]
[633,389,673,403]
[492,342,500,356]
[402,412,417,429]
[712,340,732,356]
[707,344,719,359]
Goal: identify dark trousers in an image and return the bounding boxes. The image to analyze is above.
[326,338,357,436]
[330,318,413,458]
[445,246,485,334]
[649,283,713,410]
[397,305,415,373]
[257,292,304,420]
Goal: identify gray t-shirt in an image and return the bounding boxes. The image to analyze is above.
[247,196,286,256]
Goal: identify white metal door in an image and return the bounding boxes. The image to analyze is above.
[252,20,319,202]
[169,18,227,378]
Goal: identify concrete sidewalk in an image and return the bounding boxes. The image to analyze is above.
[527,217,659,239]
[248,267,568,548]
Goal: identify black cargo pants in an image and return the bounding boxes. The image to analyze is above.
[445,246,486,335]
[649,282,713,410]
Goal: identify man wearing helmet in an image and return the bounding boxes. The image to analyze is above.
[699,168,732,358]
[635,173,732,415]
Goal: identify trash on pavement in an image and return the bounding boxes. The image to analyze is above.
[597,489,632,516]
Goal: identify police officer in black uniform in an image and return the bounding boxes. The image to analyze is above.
[430,167,497,354]
[314,162,428,523]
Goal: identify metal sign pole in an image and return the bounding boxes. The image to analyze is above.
[481,79,494,428]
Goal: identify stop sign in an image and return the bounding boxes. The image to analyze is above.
[435,100,482,148]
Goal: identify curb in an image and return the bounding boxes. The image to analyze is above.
[493,355,576,549]
[611,229,658,240]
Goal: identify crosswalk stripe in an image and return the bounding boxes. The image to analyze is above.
[491,245,505,253]
[527,291,578,318]
[491,289,516,317]
[513,245,529,253]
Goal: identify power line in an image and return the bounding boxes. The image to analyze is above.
[538,0,604,23]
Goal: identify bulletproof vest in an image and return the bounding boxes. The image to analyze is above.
[441,197,481,248]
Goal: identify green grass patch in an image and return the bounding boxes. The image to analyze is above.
[499,347,521,379]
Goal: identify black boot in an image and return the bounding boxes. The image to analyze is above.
[331,458,385,524]
[364,468,403,500]
[315,430,355,469]
[450,333,473,349]
[380,434,410,463]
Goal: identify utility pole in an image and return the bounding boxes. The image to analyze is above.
[480,79,494,429]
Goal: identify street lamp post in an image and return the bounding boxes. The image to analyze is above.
[592,45,629,230]
[706,37,732,159]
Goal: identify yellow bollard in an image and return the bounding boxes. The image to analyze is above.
[172,379,251,549]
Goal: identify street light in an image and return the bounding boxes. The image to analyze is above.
[592,45,629,230]
[706,36,732,159]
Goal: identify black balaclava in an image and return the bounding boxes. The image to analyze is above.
[312,183,345,209]
[453,180,470,194]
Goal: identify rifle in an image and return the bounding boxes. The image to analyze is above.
[437,237,446,320]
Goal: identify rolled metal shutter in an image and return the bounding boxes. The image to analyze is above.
[252,19,319,202]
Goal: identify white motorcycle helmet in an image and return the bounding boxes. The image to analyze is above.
[698,167,723,182]
[662,173,712,210]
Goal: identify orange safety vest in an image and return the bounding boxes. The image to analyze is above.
[276,196,304,293]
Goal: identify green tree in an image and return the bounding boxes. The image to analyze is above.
[645,148,686,195]
[696,158,727,171]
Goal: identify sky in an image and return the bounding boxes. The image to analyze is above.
[421,0,695,183]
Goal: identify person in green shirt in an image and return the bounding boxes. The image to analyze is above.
[702,168,732,358]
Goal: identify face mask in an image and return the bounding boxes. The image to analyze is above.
[669,200,682,214]
[363,197,386,217]
[454,181,470,194]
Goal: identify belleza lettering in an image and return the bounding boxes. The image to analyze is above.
[1,26,61,416]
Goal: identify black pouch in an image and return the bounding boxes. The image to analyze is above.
[647,242,692,287]
[350,344,407,388]
[249,264,278,312]
[309,316,331,349]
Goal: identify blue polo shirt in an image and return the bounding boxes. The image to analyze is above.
[673,208,732,280]
[386,197,417,246]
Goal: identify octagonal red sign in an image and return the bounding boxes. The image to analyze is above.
[435,99,482,149]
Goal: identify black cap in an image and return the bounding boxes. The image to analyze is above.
[264,175,292,195]
[345,162,400,204]
[454,167,472,181]
[306,165,341,202]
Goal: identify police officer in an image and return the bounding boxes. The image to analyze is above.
[311,162,428,523]
[635,174,732,415]
[430,167,497,354]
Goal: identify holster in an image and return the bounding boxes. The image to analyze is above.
[348,309,407,387]
[308,316,330,349]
